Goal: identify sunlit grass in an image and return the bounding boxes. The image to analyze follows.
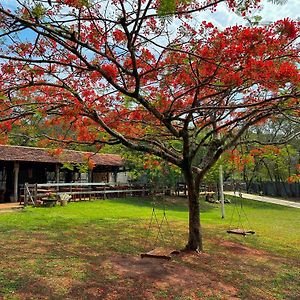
[0,196,299,299]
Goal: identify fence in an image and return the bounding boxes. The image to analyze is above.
[248,181,300,198]
[22,182,150,205]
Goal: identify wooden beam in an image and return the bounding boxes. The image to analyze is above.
[13,162,19,202]
[55,164,60,184]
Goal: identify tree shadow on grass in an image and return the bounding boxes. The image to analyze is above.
[0,215,299,300]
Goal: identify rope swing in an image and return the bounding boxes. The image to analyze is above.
[227,192,255,236]
[141,199,179,259]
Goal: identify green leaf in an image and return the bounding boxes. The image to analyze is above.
[32,4,46,19]
[61,162,74,171]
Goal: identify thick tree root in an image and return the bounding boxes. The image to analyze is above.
[182,245,202,253]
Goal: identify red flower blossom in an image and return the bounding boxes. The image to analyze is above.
[102,64,118,80]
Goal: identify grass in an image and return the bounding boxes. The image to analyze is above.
[0,196,299,299]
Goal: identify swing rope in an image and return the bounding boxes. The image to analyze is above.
[227,185,255,235]
[143,201,175,250]
[141,199,180,260]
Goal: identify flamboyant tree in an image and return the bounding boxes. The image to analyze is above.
[0,0,299,251]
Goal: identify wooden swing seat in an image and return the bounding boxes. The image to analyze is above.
[141,247,180,260]
[227,229,255,236]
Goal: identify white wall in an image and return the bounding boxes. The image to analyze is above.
[108,171,129,184]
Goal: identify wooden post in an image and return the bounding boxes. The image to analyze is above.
[113,171,117,184]
[55,164,60,189]
[34,183,38,205]
[70,185,72,201]
[103,186,106,199]
[13,162,19,203]
[78,184,82,201]
[24,182,27,206]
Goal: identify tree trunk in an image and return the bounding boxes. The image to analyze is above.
[183,167,203,252]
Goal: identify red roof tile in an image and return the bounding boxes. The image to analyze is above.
[0,145,123,167]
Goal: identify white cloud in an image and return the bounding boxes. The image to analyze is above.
[1,0,298,39]
[1,0,298,24]
[193,0,299,29]
[259,0,300,22]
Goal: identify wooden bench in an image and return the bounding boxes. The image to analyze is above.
[40,197,57,207]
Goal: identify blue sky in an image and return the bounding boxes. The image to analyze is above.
[1,0,299,25]
[1,0,298,53]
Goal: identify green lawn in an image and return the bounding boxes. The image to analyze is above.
[0,196,299,299]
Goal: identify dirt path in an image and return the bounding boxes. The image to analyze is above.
[0,202,24,212]
[224,191,300,209]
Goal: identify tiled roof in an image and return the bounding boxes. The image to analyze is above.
[0,145,123,167]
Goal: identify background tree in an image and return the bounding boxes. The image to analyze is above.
[225,117,300,194]
[118,147,182,190]
[0,0,299,251]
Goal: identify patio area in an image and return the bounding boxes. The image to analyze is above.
[0,202,24,213]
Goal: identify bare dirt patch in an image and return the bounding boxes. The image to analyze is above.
[218,240,267,256]
[107,253,240,299]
